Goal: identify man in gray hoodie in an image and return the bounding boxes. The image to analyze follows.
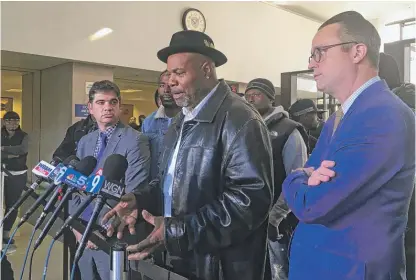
[245,78,308,280]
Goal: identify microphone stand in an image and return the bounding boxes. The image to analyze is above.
[110,242,128,280]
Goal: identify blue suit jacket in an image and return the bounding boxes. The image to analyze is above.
[283,80,415,280]
[70,122,150,223]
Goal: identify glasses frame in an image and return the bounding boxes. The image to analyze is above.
[309,41,358,64]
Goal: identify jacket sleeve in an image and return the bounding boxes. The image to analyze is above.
[53,125,76,160]
[164,119,273,255]
[283,107,408,225]
[2,134,29,155]
[124,133,151,194]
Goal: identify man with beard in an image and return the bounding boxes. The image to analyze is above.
[245,78,308,280]
[103,30,273,280]
[142,70,180,180]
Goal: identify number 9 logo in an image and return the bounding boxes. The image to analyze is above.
[90,175,102,193]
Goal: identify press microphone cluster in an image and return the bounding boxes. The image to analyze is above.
[32,156,98,250]
[0,156,63,227]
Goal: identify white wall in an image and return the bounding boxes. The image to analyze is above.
[1,1,319,86]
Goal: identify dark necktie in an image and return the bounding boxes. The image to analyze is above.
[96,133,108,163]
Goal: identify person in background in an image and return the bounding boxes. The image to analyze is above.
[138,115,146,131]
[154,89,162,108]
[103,30,273,280]
[1,111,29,253]
[1,255,14,280]
[71,80,150,280]
[128,116,140,130]
[378,51,415,280]
[245,78,308,280]
[142,70,180,180]
[283,11,415,279]
[288,99,325,152]
[53,114,97,160]
[378,52,415,110]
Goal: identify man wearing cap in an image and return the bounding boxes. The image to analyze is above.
[289,99,325,152]
[245,78,308,279]
[1,111,29,252]
[103,30,273,280]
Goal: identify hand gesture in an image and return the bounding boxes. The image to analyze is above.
[127,210,165,261]
[101,193,138,239]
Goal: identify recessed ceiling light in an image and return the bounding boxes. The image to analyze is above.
[89,28,113,41]
[5,89,22,93]
[120,89,143,93]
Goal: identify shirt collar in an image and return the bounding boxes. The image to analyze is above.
[182,83,220,121]
[155,105,168,119]
[342,76,380,114]
[100,122,118,139]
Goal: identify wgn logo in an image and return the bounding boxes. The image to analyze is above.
[101,180,125,199]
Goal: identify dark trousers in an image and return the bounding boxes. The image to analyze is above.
[3,172,27,232]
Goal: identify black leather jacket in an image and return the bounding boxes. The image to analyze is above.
[136,81,273,280]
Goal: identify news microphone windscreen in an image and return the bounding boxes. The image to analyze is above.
[74,156,97,176]
[102,154,128,181]
[63,155,79,166]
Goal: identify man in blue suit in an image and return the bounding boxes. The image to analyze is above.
[71,80,150,280]
[283,11,415,280]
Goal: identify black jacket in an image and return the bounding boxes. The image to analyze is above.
[136,81,273,280]
[53,115,96,160]
[1,127,29,171]
[264,108,308,202]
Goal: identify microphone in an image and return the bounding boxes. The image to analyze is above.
[16,156,79,228]
[73,154,128,264]
[0,157,62,227]
[33,156,97,250]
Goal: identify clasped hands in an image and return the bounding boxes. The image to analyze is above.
[101,193,165,261]
[300,160,336,186]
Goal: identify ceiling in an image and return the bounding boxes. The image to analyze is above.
[268,1,415,24]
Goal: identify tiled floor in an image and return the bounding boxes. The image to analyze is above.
[7,223,64,280]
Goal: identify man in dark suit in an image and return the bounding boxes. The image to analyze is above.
[283,11,415,279]
[71,80,150,280]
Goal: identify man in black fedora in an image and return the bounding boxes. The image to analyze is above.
[103,30,273,280]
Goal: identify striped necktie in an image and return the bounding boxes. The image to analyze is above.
[332,108,344,136]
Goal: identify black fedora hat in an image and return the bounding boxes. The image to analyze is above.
[157,30,227,67]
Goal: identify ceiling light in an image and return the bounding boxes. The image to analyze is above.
[120,89,142,93]
[89,28,113,41]
[5,89,22,93]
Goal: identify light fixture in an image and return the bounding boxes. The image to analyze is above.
[89,28,113,41]
[120,89,142,93]
[5,89,22,93]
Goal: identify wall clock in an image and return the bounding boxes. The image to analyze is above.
[182,8,206,33]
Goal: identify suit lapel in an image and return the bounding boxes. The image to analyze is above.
[87,130,99,157]
[103,126,123,159]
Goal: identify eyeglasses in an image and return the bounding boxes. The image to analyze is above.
[4,119,19,123]
[309,41,357,64]
[244,92,262,100]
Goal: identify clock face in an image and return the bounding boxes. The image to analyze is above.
[183,9,206,33]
